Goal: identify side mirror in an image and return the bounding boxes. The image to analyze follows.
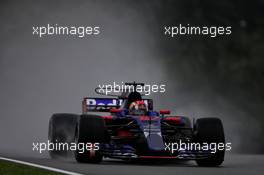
[110,108,122,113]
[160,110,171,115]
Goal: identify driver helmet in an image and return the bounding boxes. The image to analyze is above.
[129,100,148,115]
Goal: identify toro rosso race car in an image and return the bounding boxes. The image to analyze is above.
[48,82,225,166]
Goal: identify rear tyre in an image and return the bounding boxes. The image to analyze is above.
[75,114,107,163]
[194,118,225,167]
[48,113,78,159]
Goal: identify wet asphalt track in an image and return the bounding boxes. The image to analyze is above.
[1,153,263,175]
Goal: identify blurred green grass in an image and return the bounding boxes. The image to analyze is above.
[0,160,63,175]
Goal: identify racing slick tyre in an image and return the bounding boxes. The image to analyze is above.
[194,118,225,167]
[74,114,108,163]
[48,113,78,159]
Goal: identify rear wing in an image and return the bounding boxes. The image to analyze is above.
[82,97,153,113]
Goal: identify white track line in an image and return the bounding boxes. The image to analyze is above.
[0,156,84,175]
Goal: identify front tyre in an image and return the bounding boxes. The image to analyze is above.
[75,114,107,163]
[194,118,225,167]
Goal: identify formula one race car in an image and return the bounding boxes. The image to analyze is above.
[48,82,225,166]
